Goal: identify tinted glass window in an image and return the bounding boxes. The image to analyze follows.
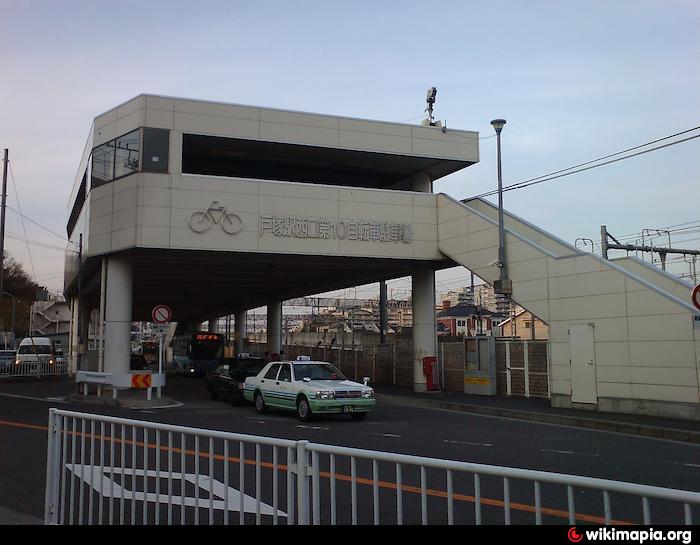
[190,334,224,359]
[293,364,346,381]
[18,344,52,355]
[114,129,140,179]
[215,364,229,376]
[67,171,87,237]
[143,128,169,172]
[91,140,115,188]
[278,364,291,382]
[264,364,281,380]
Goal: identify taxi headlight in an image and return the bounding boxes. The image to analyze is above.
[362,389,374,399]
[315,390,335,400]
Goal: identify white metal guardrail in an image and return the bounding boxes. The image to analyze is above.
[45,408,700,525]
[1,355,69,378]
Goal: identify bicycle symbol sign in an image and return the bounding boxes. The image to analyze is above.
[188,201,243,235]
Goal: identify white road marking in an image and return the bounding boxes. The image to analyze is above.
[370,432,402,438]
[668,461,700,468]
[65,464,286,516]
[443,439,492,447]
[541,448,600,457]
[297,425,329,431]
[0,393,68,403]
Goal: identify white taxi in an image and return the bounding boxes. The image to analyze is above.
[243,357,375,421]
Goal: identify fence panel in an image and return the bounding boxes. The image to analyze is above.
[45,409,297,525]
[47,409,700,526]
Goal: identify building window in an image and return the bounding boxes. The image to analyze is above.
[91,140,115,188]
[114,129,140,179]
[142,128,169,172]
[67,171,87,237]
[524,321,531,329]
[91,128,169,189]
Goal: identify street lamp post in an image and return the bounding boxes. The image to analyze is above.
[490,118,512,296]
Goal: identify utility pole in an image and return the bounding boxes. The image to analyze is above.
[0,150,8,339]
[600,225,608,259]
[379,281,387,344]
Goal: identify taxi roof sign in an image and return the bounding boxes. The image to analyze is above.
[296,355,311,361]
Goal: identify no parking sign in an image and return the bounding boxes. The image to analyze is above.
[151,304,172,324]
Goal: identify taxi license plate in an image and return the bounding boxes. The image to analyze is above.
[343,406,354,413]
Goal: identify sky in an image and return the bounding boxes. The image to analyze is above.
[1,0,698,300]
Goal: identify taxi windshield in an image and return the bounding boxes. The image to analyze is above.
[294,364,346,381]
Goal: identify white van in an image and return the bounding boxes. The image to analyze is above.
[15,337,56,375]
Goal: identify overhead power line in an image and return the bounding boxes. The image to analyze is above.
[8,163,36,281]
[5,203,69,242]
[5,162,70,242]
[471,127,700,199]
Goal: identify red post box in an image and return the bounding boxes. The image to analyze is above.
[422,356,439,391]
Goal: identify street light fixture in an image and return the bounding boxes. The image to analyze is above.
[490,118,512,296]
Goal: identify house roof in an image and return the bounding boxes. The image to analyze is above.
[437,304,493,318]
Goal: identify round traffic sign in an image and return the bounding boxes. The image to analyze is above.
[151,304,172,324]
[692,285,700,312]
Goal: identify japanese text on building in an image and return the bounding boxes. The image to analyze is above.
[259,215,413,243]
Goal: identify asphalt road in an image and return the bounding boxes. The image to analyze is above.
[1,376,698,525]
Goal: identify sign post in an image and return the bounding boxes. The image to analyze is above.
[151,305,172,399]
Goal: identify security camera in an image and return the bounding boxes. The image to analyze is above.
[487,257,500,267]
[426,87,437,103]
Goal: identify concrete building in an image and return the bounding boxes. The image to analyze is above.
[64,94,478,394]
[64,94,700,419]
[30,298,71,336]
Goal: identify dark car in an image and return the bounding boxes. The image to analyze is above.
[130,354,150,371]
[205,356,267,405]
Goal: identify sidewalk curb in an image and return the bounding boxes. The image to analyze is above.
[377,393,700,445]
[66,394,183,410]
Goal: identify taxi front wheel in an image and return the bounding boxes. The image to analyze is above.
[297,396,313,421]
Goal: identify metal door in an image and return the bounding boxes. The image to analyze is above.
[569,323,597,404]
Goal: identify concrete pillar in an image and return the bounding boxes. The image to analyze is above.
[235,310,246,355]
[103,255,132,376]
[410,172,432,193]
[267,302,282,354]
[412,269,436,392]
[78,300,90,371]
[69,297,80,374]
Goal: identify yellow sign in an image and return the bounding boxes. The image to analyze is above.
[464,377,490,385]
[131,374,152,388]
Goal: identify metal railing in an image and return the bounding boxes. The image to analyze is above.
[45,408,700,525]
[1,355,69,378]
